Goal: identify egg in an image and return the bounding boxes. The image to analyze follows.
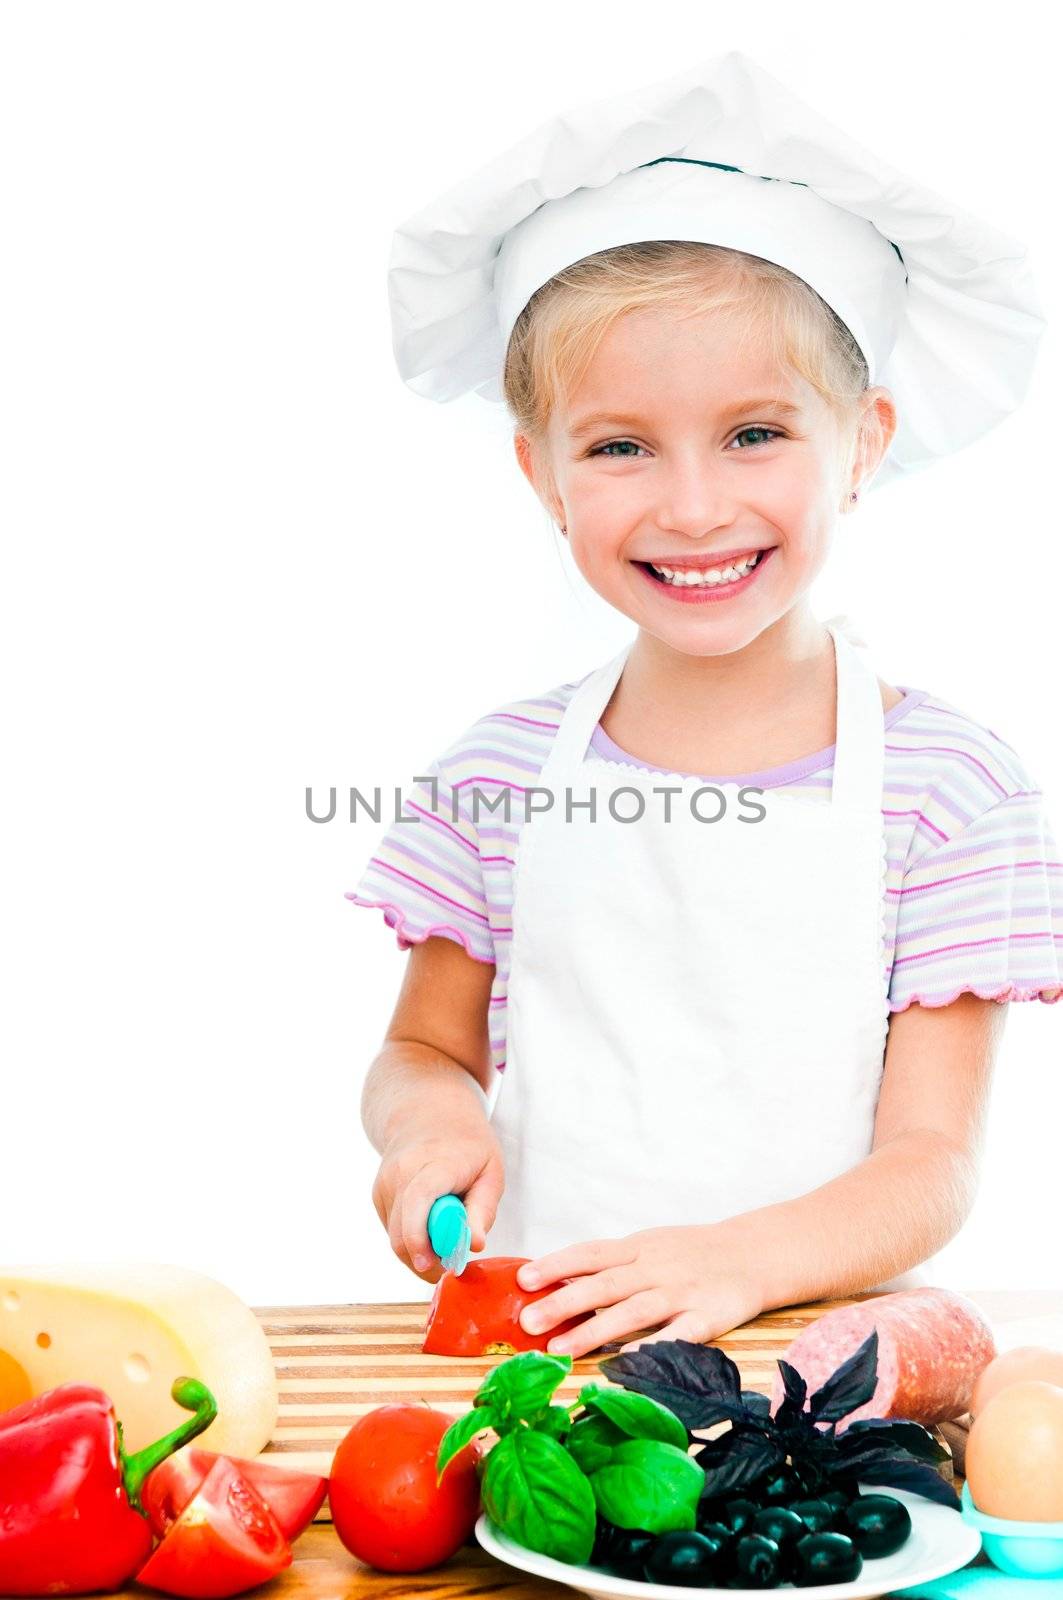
[971,1345,1063,1415]
[966,1379,1063,1522]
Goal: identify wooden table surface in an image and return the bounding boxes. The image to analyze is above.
[126,1289,1063,1600]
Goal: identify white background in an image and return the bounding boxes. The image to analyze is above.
[1,2,1059,1308]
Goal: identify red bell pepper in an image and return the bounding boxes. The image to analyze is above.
[422,1256,589,1356]
[0,1376,217,1596]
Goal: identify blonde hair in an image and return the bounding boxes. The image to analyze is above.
[503,240,877,506]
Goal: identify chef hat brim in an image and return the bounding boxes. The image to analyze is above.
[388,50,1045,492]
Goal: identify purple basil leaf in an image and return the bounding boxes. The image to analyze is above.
[840,1449,960,1509]
[837,1418,950,1464]
[741,1390,772,1420]
[807,1330,879,1423]
[598,1338,744,1431]
[695,1429,783,1499]
[691,1399,763,1429]
[777,1360,807,1411]
[772,1358,809,1428]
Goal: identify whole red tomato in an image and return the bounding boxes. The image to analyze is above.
[422,1256,588,1356]
[329,1404,482,1572]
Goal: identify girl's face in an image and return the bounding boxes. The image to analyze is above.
[521,307,883,658]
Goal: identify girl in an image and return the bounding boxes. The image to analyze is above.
[349,53,1062,1357]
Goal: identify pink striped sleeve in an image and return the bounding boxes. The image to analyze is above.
[888,785,1063,1010]
[344,753,495,965]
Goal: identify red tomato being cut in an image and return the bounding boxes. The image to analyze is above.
[329,1404,483,1572]
[135,1456,292,1599]
[143,1445,327,1543]
[422,1256,588,1356]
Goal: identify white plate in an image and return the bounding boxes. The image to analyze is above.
[475,1483,982,1600]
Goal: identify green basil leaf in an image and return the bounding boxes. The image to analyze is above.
[475,1351,572,1428]
[579,1384,688,1450]
[435,1407,496,1483]
[566,1411,628,1475]
[589,1438,704,1534]
[482,1429,597,1564]
[531,1404,574,1441]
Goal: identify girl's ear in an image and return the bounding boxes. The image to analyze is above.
[513,430,533,483]
[513,431,565,527]
[513,430,540,493]
[850,388,899,499]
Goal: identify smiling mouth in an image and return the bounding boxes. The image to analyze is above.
[636,548,774,588]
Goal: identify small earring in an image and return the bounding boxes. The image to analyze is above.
[850,490,859,503]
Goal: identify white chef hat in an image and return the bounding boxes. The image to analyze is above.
[388,51,1045,492]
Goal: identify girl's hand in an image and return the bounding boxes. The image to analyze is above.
[371,1116,504,1284]
[513,1222,764,1358]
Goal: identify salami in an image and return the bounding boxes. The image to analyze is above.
[770,1288,997,1425]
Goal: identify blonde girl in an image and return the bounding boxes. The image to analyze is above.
[349,53,1061,1356]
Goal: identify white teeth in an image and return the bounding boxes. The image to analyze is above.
[648,551,762,586]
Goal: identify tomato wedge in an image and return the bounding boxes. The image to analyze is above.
[422,1256,588,1356]
[135,1456,292,1599]
[143,1445,327,1543]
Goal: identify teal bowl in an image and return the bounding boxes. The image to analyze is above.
[962,1481,1063,1577]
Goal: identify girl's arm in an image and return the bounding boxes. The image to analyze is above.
[361,935,504,1275]
[505,993,1010,1356]
[738,992,1009,1308]
[512,992,1011,1356]
[361,933,497,1148]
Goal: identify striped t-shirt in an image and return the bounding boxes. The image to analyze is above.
[346,670,1063,1075]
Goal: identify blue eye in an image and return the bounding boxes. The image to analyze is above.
[590,440,647,458]
[589,427,783,458]
[730,427,782,449]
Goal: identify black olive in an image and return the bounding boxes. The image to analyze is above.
[591,1514,623,1563]
[643,1529,724,1587]
[761,1466,804,1504]
[696,1494,727,1523]
[590,1514,615,1565]
[718,1497,761,1536]
[792,1531,864,1586]
[691,1518,733,1563]
[839,1493,913,1558]
[822,1486,856,1513]
[753,1505,807,1560]
[590,1518,657,1576]
[726,1533,782,1589]
[790,1497,839,1534]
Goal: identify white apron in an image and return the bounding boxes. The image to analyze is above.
[485,621,917,1289]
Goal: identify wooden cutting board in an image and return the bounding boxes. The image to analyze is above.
[253,1292,962,1523]
[84,1290,1057,1598]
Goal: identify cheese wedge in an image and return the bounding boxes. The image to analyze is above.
[0,1264,278,1455]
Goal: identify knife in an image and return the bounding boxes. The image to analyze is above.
[427,1194,472,1276]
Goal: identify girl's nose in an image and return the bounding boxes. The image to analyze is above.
[653,458,736,534]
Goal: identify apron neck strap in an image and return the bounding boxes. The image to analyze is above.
[541,623,885,811]
[540,645,631,788]
[830,624,886,811]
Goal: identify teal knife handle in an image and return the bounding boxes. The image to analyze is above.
[428,1194,468,1260]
